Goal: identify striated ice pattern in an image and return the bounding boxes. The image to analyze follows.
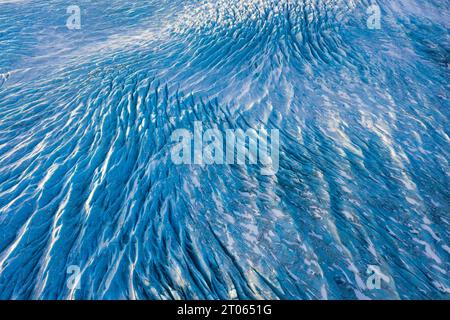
[0,0,449,299]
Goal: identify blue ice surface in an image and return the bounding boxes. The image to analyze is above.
[0,0,448,300]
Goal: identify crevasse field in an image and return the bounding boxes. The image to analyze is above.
[0,0,448,300]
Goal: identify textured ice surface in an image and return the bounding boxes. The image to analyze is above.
[0,0,449,299]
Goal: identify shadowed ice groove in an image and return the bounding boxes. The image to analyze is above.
[0,0,449,299]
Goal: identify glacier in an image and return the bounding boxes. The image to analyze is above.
[0,0,448,299]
